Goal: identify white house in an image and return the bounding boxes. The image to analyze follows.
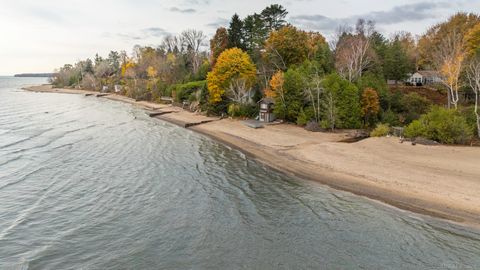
[407,71,442,85]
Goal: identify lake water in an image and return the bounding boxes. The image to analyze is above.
[1,76,479,269]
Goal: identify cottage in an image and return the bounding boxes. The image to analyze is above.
[407,71,442,86]
[258,98,276,123]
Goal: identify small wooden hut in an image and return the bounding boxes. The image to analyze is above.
[258,98,276,123]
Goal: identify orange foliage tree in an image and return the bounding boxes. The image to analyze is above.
[361,88,380,126]
[266,70,284,98]
[209,27,229,66]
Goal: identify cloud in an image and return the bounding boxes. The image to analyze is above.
[108,27,171,41]
[169,7,197,13]
[291,1,453,32]
[183,0,210,5]
[143,27,170,37]
[26,6,67,24]
[206,18,229,29]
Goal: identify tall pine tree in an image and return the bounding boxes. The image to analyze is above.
[228,14,245,49]
[260,4,288,31]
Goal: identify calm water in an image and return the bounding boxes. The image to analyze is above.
[0,76,479,269]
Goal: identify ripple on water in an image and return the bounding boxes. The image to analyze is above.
[0,78,479,269]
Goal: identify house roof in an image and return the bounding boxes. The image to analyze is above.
[417,70,440,77]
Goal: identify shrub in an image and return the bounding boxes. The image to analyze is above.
[404,106,473,144]
[461,106,479,137]
[227,103,258,118]
[370,123,391,137]
[381,109,400,126]
[173,80,207,102]
[296,107,315,126]
[400,93,432,124]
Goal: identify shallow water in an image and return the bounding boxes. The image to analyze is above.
[0,77,479,269]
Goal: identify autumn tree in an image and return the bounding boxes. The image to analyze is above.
[334,19,376,82]
[267,70,284,98]
[162,35,181,53]
[207,48,257,104]
[210,27,229,66]
[417,13,480,108]
[465,23,480,57]
[361,88,380,127]
[181,29,206,75]
[434,30,465,109]
[94,60,114,80]
[466,55,480,137]
[418,13,479,68]
[264,26,327,70]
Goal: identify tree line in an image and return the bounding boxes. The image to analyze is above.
[51,6,480,143]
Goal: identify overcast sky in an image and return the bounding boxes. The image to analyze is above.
[0,0,478,75]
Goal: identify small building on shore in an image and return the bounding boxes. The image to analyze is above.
[114,85,122,93]
[407,71,442,86]
[258,98,276,123]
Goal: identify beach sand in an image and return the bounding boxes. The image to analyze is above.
[24,85,480,226]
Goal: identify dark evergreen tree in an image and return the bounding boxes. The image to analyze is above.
[108,51,121,74]
[260,4,288,31]
[227,14,245,49]
[83,58,94,74]
[242,13,267,52]
[384,39,411,82]
[369,31,388,78]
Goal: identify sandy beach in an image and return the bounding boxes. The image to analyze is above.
[24,85,480,226]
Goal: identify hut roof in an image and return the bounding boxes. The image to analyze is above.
[258,97,275,104]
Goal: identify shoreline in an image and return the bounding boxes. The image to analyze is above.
[23,85,480,228]
[190,125,480,227]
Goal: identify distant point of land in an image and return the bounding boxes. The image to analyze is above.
[14,73,56,78]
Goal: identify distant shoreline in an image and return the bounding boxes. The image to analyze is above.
[14,73,55,78]
[23,84,480,228]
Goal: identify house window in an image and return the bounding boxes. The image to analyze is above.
[260,103,268,110]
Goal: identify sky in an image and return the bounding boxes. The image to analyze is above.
[0,0,478,75]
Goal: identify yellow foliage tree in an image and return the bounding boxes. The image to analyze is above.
[466,23,480,57]
[121,60,135,77]
[264,26,327,70]
[206,48,257,103]
[147,66,157,78]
